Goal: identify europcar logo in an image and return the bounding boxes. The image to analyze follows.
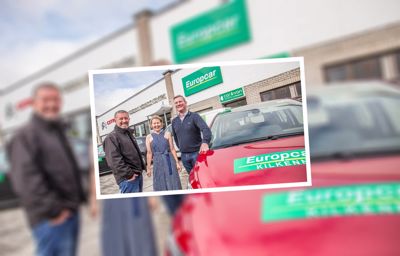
[262,183,400,222]
[185,69,217,89]
[176,14,240,51]
[100,118,115,130]
[181,66,223,96]
[234,149,306,174]
[170,0,251,63]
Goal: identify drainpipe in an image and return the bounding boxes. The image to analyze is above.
[134,10,153,66]
[163,70,176,116]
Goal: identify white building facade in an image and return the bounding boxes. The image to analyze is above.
[1,0,400,144]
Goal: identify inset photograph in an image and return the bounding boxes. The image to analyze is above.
[89,58,311,198]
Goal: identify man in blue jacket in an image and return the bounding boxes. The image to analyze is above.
[171,95,212,178]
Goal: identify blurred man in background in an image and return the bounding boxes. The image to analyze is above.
[103,110,145,193]
[7,82,86,256]
[101,197,158,256]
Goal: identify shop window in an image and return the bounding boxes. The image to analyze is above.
[223,98,247,108]
[295,82,302,97]
[156,112,172,127]
[325,55,382,82]
[144,121,150,135]
[325,65,347,82]
[165,112,172,126]
[196,107,213,114]
[133,119,157,137]
[260,86,291,102]
[134,125,141,137]
[64,110,91,139]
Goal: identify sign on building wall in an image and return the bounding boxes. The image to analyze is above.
[182,66,223,96]
[170,0,251,63]
[219,87,245,103]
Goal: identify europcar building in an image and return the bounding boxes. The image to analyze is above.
[1,0,399,145]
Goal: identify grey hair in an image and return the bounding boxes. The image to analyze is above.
[32,82,60,98]
[114,110,129,118]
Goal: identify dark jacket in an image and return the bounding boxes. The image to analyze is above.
[103,125,145,185]
[6,114,85,227]
[171,111,212,153]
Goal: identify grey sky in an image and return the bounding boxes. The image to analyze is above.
[0,0,178,89]
[93,69,166,115]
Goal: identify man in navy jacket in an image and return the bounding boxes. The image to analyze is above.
[171,95,212,177]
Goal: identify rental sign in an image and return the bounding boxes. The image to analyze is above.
[170,0,251,63]
[182,66,223,96]
[219,87,245,103]
[234,149,306,174]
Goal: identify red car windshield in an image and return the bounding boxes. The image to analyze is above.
[210,104,304,149]
[308,95,400,159]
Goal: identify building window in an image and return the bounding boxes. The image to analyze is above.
[145,121,151,135]
[295,82,302,97]
[134,125,141,137]
[196,107,214,114]
[325,55,382,82]
[223,98,247,108]
[158,112,172,126]
[260,85,291,102]
[65,110,91,139]
[133,121,151,137]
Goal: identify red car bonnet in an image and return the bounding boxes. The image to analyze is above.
[191,135,307,188]
[176,156,400,256]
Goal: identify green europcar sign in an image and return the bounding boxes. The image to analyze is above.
[220,87,245,103]
[262,183,400,223]
[182,66,223,96]
[234,149,306,174]
[170,0,251,63]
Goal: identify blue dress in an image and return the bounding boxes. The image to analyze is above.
[101,198,157,256]
[151,130,182,191]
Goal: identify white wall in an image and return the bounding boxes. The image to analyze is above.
[96,78,168,137]
[0,27,139,132]
[3,0,400,135]
[150,0,220,62]
[171,61,300,105]
[151,0,400,62]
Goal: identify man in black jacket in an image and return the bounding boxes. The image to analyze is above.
[103,110,145,193]
[7,82,85,256]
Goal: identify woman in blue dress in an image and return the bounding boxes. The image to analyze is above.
[146,116,182,191]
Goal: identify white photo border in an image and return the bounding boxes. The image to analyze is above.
[88,57,312,199]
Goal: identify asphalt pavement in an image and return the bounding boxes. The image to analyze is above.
[0,200,172,256]
[100,161,189,195]
[0,161,189,256]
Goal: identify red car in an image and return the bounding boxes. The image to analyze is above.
[165,82,400,256]
[190,99,308,189]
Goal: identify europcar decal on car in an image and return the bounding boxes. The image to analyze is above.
[233,149,306,174]
[262,183,400,223]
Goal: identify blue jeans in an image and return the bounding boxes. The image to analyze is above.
[162,195,185,216]
[32,212,79,256]
[119,175,143,193]
[181,152,199,174]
